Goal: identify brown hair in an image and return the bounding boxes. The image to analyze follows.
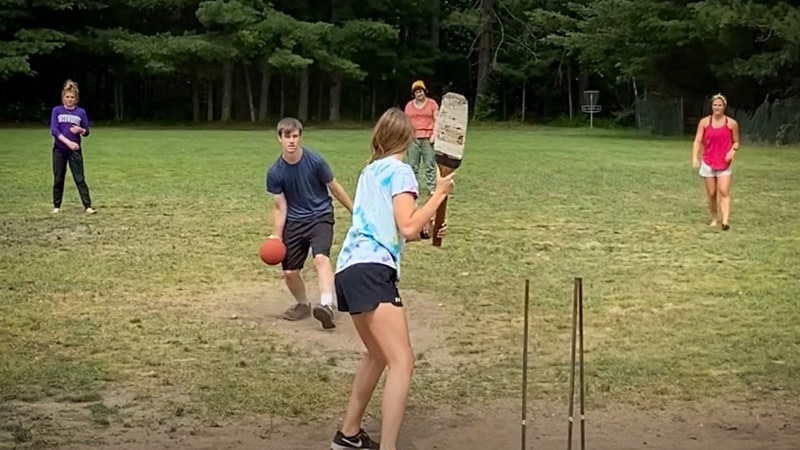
[276,117,303,137]
[62,79,79,102]
[368,107,415,164]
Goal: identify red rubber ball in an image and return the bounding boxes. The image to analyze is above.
[259,238,286,265]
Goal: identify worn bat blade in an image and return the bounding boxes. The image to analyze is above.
[434,92,469,169]
[432,92,469,247]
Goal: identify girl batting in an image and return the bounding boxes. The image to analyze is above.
[327,107,455,450]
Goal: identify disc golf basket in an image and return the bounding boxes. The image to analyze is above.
[581,90,601,129]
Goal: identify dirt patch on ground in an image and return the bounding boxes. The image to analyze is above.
[202,277,459,372]
[4,281,800,449]
[5,394,799,450]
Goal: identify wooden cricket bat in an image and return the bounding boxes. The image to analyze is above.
[432,92,469,247]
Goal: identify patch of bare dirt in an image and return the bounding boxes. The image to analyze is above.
[7,395,799,450]
[5,281,800,450]
[202,277,459,372]
[44,223,96,243]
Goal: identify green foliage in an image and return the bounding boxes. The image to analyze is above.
[1,0,799,123]
[334,19,398,58]
[23,0,107,10]
[513,0,799,116]
[0,56,29,79]
[284,18,399,80]
[330,19,398,79]
[311,24,366,79]
[267,48,313,72]
[690,0,800,81]
[494,0,562,83]
[0,0,30,32]
[196,0,260,30]
[472,92,498,120]
[441,8,479,32]
[0,29,74,79]
[103,30,235,74]
[121,0,195,9]
[228,8,308,72]
[538,0,689,84]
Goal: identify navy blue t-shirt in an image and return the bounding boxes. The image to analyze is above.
[266,148,334,222]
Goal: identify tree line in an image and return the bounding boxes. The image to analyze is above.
[2,0,798,128]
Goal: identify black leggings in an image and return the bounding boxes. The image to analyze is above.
[53,150,92,208]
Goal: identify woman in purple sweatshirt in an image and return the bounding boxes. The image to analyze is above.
[50,79,96,214]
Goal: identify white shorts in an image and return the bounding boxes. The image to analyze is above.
[699,161,732,178]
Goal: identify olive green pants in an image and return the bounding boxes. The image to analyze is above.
[406,138,436,195]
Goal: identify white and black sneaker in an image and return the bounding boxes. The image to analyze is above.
[330,429,379,449]
[313,303,336,329]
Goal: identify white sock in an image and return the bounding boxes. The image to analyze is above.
[320,293,334,307]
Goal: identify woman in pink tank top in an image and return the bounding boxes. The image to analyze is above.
[691,93,740,231]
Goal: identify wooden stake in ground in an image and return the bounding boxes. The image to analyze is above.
[432,92,469,247]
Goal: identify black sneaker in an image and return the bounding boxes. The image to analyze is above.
[330,429,379,449]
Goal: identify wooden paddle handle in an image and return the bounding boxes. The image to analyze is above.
[432,165,454,247]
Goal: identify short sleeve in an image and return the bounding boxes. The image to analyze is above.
[390,164,418,199]
[316,155,334,184]
[266,167,283,195]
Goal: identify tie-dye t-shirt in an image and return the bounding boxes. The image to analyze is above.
[336,156,419,277]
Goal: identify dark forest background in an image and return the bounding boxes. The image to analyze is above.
[2,0,799,137]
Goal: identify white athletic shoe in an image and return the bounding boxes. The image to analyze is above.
[313,304,336,330]
[51,208,60,214]
[85,207,97,215]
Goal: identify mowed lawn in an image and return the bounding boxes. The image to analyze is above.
[1,125,799,430]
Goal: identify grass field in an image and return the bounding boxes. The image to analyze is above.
[1,124,799,448]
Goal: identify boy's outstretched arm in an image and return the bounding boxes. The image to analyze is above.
[327,178,353,214]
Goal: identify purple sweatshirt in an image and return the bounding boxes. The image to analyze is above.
[50,105,90,152]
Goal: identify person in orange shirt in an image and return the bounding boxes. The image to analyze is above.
[403,80,438,196]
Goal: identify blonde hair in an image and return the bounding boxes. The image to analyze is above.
[711,93,727,108]
[368,107,415,164]
[62,79,79,102]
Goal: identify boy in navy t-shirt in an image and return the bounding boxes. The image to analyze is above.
[266,117,353,329]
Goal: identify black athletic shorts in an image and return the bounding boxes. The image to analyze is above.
[281,213,334,271]
[335,263,403,315]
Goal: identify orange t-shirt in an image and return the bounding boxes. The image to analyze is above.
[404,98,439,139]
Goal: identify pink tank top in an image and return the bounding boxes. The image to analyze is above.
[702,116,733,170]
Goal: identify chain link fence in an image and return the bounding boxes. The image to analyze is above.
[635,93,800,146]
[634,91,685,136]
